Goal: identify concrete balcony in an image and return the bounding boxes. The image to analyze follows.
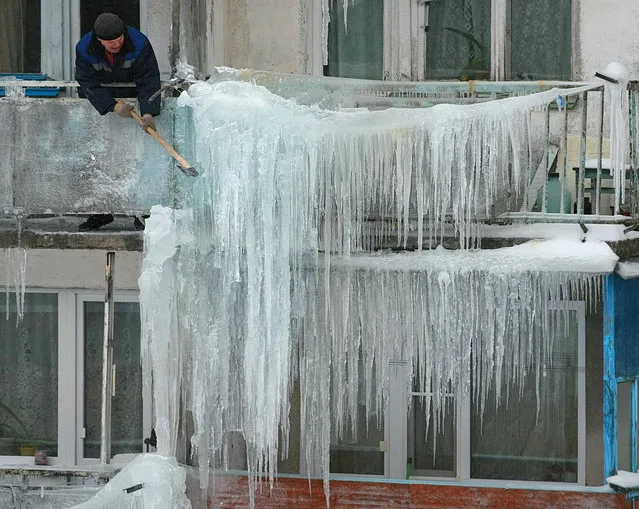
[0,96,194,250]
[2,75,639,255]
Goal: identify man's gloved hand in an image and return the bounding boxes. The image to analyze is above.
[141,114,156,132]
[113,101,134,118]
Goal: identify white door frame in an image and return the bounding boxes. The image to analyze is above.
[75,291,151,464]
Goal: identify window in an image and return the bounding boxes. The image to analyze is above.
[470,310,580,482]
[0,0,41,73]
[398,302,585,483]
[80,299,144,460]
[330,359,385,475]
[425,0,491,80]
[509,0,572,81]
[322,0,572,81]
[80,1,141,36]
[324,0,384,80]
[0,290,148,466]
[408,390,456,478]
[0,293,58,458]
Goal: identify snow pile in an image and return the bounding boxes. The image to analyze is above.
[607,470,639,490]
[70,455,190,509]
[138,78,619,506]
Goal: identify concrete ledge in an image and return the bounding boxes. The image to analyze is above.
[0,217,143,251]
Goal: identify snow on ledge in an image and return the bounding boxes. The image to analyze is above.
[607,470,639,491]
[70,454,191,509]
[331,239,619,275]
[616,257,639,279]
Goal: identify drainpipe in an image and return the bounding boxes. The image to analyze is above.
[100,252,116,465]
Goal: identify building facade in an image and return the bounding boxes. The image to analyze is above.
[1,1,639,507]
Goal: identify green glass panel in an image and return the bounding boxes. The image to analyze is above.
[0,293,58,457]
[325,0,384,80]
[471,311,578,481]
[426,0,491,80]
[510,0,572,80]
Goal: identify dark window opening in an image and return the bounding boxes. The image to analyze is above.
[80,1,140,36]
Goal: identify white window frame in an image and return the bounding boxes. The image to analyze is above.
[388,300,586,484]
[75,291,151,465]
[0,289,63,466]
[40,0,149,82]
[311,301,585,482]
[0,288,150,467]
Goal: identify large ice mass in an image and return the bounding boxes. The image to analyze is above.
[137,77,618,505]
[71,455,191,509]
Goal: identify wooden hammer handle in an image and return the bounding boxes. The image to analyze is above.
[118,100,195,171]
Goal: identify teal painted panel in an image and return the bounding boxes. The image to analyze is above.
[614,274,639,379]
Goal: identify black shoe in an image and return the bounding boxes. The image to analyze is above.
[79,214,114,232]
[133,216,145,231]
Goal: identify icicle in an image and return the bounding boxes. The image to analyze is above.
[4,247,27,323]
[603,64,630,213]
[137,76,620,508]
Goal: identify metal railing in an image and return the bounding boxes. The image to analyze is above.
[209,69,639,224]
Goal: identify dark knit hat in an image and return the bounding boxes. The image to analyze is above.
[94,13,125,40]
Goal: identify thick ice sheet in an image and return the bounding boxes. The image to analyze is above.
[139,77,622,507]
[329,239,618,274]
[70,454,190,509]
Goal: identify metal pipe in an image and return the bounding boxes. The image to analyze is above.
[596,91,604,215]
[560,97,568,214]
[542,105,551,213]
[577,92,588,215]
[100,252,116,465]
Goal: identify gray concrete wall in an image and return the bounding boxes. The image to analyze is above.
[0,98,192,215]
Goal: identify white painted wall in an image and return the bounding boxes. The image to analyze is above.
[225,0,306,73]
[575,0,639,80]
[144,0,174,79]
[0,249,141,290]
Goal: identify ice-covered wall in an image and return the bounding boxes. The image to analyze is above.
[0,98,194,215]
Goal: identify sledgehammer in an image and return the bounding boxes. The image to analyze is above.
[118,100,199,177]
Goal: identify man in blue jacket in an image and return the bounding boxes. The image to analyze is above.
[75,13,161,231]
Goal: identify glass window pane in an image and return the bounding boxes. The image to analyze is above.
[409,395,456,477]
[426,0,491,80]
[330,360,384,475]
[330,404,384,475]
[510,0,572,80]
[1,0,41,73]
[325,0,384,80]
[471,311,578,482]
[0,293,58,457]
[83,301,142,458]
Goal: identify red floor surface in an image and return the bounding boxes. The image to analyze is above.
[206,477,631,508]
